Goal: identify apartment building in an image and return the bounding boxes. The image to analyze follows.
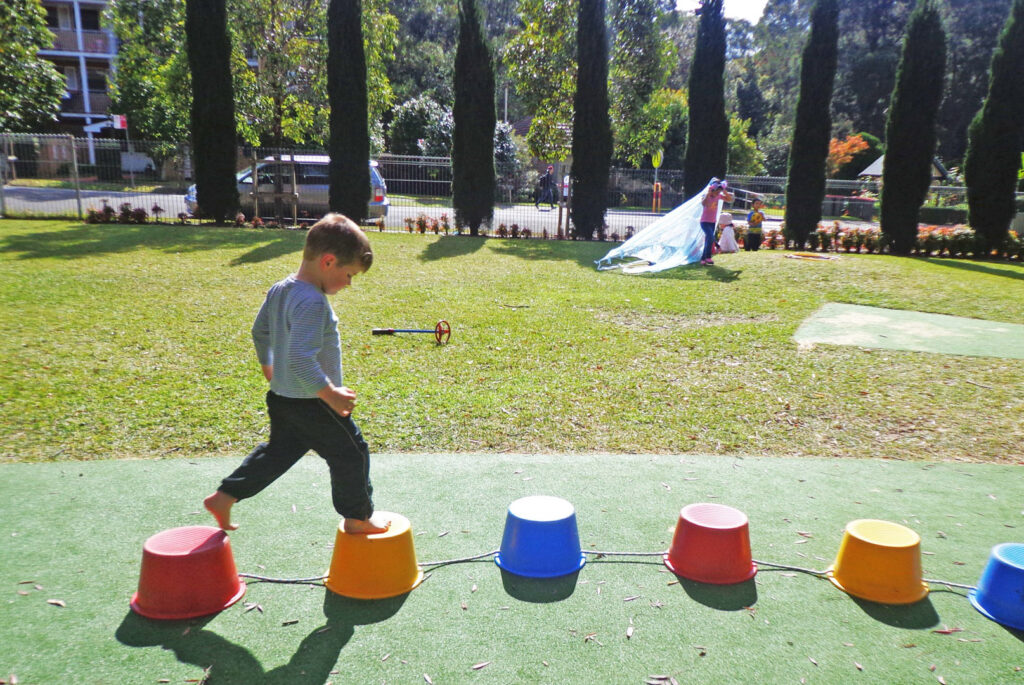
[37,0,115,133]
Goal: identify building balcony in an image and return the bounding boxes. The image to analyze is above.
[45,29,112,55]
[60,91,111,115]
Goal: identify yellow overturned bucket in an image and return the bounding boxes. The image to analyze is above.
[827,519,928,605]
[324,512,423,599]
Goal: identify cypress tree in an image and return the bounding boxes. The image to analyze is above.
[185,0,238,224]
[452,0,496,236]
[783,0,838,247]
[571,0,612,240]
[328,0,371,224]
[881,0,947,255]
[683,0,728,200]
[964,0,1024,255]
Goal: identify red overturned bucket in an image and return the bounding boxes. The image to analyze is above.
[663,503,757,584]
[131,526,246,620]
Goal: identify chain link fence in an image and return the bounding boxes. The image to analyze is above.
[3,133,1018,235]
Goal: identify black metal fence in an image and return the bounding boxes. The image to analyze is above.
[3,133,1020,237]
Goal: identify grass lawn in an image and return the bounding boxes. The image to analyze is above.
[1,219,1023,463]
[2,453,1022,684]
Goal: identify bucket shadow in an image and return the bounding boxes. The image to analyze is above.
[848,595,940,629]
[676,576,758,611]
[115,590,407,684]
[500,568,580,603]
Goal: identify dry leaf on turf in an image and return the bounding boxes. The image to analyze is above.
[46,599,66,607]
[471,662,490,670]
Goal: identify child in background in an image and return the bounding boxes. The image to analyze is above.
[204,213,390,535]
[717,213,738,253]
[746,199,766,251]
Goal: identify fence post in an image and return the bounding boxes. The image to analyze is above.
[68,135,83,220]
[0,134,7,218]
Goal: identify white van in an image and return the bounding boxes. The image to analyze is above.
[185,156,388,221]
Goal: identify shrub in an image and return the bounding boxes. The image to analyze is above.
[918,206,968,225]
[131,207,148,224]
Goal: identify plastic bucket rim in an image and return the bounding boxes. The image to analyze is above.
[494,551,587,578]
[968,587,1024,631]
[825,566,929,605]
[663,552,757,585]
[130,579,246,620]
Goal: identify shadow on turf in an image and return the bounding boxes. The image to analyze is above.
[848,595,940,629]
[115,589,407,684]
[923,258,1024,282]
[0,223,303,265]
[676,576,758,611]
[500,568,581,602]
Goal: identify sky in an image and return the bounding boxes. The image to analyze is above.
[676,0,770,25]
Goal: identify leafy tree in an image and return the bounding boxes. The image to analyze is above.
[735,58,768,139]
[494,122,536,199]
[936,0,1012,161]
[880,0,947,255]
[571,0,612,239]
[328,0,371,223]
[827,134,869,178]
[106,0,191,161]
[832,0,914,138]
[833,131,882,179]
[186,0,239,224]
[609,0,673,166]
[387,0,456,106]
[783,0,839,247]
[388,96,453,155]
[652,89,689,169]
[0,0,64,132]
[683,0,728,199]
[964,0,1024,253]
[727,115,766,175]
[503,0,578,160]
[452,0,496,234]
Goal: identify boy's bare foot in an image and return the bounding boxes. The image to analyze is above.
[343,513,391,534]
[204,491,239,531]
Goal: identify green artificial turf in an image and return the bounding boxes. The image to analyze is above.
[2,220,1023,464]
[795,303,1024,359]
[2,453,1022,684]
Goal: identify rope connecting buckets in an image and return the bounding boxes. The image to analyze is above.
[131,526,246,620]
[663,502,757,584]
[828,519,929,605]
[495,495,587,578]
[325,512,424,599]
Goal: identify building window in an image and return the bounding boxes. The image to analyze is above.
[45,6,59,28]
[87,72,107,93]
[80,8,101,31]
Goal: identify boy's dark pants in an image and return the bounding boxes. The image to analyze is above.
[219,391,374,520]
[745,231,762,251]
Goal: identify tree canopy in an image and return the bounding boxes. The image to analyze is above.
[0,0,64,132]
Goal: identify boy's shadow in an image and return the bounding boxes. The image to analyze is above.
[116,590,407,684]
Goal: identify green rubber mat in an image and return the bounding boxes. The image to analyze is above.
[794,303,1024,359]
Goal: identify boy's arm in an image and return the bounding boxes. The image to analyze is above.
[252,298,273,368]
[317,382,356,417]
[261,364,273,381]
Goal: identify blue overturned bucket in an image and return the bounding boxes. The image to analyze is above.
[969,543,1024,631]
[495,495,587,578]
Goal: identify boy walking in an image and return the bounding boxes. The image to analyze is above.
[204,213,389,535]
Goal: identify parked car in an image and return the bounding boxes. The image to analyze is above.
[184,156,388,221]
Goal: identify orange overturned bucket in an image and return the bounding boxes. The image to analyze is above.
[324,512,423,599]
[131,526,246,620]
[663,503,757,584]
[828,519,928,605]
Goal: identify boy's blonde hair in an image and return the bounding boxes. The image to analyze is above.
[304,213,373,271]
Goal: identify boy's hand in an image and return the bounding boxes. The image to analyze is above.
[317,384,357,417]
[261,364,273,381]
